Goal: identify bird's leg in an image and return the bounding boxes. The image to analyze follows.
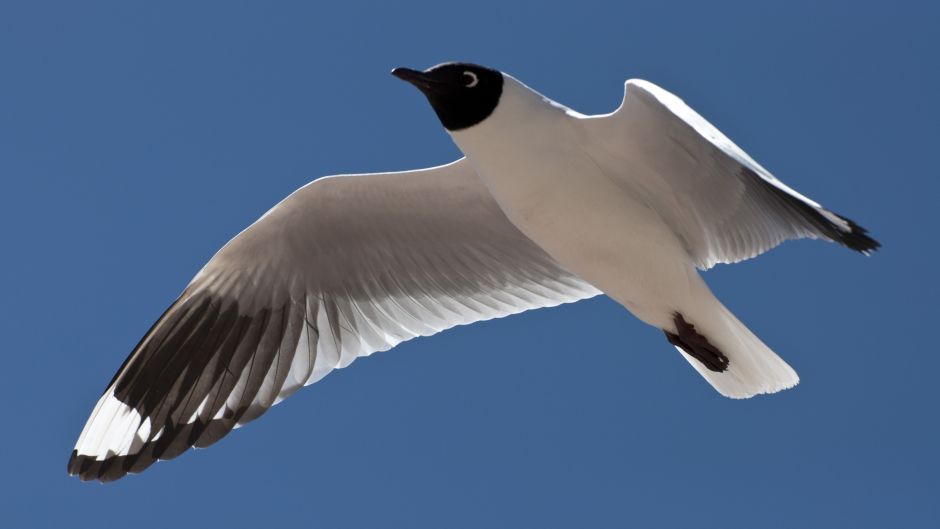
[664,312,729,372]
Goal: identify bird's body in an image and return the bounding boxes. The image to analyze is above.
[454,74,696,330]
[69,62,878,482]
[451,74,808,395]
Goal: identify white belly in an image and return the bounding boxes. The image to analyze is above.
[466,146,695,329]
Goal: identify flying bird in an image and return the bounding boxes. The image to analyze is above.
[69,62,879,482]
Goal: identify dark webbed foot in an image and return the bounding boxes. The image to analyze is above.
[664,313,729,372]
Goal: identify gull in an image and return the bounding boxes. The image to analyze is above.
[69,62,879,481]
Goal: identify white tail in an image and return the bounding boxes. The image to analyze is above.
[676,297,799,399]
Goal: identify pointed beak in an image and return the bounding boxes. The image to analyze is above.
[391,67,438,91]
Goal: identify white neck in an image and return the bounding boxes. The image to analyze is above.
[448,74,584,163]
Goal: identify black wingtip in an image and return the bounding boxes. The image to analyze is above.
[67,450,81,476]
[68,449,153,483]
[834,215,881,255]
[67,415,242,482]
[757,170,881,257]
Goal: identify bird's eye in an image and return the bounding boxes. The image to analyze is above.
[462,71,479,88]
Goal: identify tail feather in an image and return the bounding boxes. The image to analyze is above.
[675,301,798,399]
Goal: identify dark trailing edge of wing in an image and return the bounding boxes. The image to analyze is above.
[67,284,310,482]
[746,168,881,255]
[67,412,242,482]
[830,216,880,254]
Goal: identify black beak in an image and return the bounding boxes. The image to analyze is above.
[392,67,439,91]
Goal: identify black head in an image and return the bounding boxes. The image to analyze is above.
[392,62,503,131]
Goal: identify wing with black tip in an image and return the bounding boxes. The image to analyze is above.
[69,158,599,481]
[596,79,879,270]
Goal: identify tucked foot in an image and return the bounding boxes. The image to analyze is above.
[664,312,729,372]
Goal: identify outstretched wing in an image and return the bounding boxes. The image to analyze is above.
[69,158,599,481]
[599,79,878,270]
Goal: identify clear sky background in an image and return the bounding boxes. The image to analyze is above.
[1,1,937,527]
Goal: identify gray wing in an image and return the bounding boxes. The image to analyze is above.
[69,158,599,481]
[602,79,878,270]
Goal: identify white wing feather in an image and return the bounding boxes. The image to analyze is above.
[595,79,878,269]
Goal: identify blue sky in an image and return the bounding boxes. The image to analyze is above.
[1,1,937,527]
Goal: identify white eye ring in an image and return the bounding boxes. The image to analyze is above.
[462,71,479,88]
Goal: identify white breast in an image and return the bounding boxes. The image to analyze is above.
[449,76,691,327]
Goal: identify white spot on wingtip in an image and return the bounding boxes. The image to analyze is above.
[187,394,211,424]
[74,390,144,461]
